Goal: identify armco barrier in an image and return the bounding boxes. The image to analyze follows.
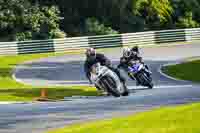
[53,36,89,52]
[155,29,186,43]
[17,39,54,54]
[185,28,200,41]
[121,31,155,46]
[88,34,122,48]
[0,41,18,55]
[0,28,200,55]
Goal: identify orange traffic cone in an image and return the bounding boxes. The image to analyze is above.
[35,88,48,101]
[41,88,47,98]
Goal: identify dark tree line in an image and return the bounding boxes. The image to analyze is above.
[59,0,200,36]
[0,0,200,41]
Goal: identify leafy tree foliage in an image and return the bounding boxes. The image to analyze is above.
[132,0,173,30]
[85,18,118,35]
[0,0,65,41]
[1,0,200,40]
[176,11,199,28]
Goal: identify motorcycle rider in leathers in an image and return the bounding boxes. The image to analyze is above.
[84,48,128,94]
[117,46,151,85]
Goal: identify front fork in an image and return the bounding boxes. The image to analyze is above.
[128,72,136,80]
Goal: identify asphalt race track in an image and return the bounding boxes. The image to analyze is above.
[0,43,200,133]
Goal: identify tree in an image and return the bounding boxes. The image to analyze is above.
[22,6,66,40]
[0,0,65,41]
[132,0,173,29]
[85,18,118,35]
[176,11,199,28]
[171,0,200,22]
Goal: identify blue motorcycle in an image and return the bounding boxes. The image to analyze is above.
[128,60,153,89]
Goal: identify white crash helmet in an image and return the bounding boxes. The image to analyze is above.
[85,47,96,57]
[122,47,131,58]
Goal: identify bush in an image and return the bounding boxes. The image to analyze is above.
[21,6,66,40]
[49,29,66,39]
[0,0,66,41]
[176,12,200,28]
[15,32,32,41]
[85,18,118,35]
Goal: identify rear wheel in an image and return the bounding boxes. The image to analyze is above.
[102,76,121,97]
[144,74,154,89]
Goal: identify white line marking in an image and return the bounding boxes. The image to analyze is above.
[128,84,193,90]
[0,102,27,105]
[47,106,66,109]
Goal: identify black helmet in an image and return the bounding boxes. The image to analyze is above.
[131,46,139,52]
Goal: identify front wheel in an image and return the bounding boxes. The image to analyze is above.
[138,72,154,89]
[101,76,121,97]
[144,73,154,89]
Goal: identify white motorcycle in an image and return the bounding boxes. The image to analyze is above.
[90,63,129,97]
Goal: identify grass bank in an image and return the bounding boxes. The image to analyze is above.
[0,53,98,101]
[48,102,200,133]
[162,60,200,82]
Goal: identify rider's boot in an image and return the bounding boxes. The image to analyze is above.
[134,75,140,86]
[113,68,130,93]
[120,80,131,95]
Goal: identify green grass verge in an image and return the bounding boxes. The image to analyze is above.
[0,53,98,101]
[47,102,200,133]
[162,60,200,82]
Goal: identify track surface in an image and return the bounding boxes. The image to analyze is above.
[1,43,200,133]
